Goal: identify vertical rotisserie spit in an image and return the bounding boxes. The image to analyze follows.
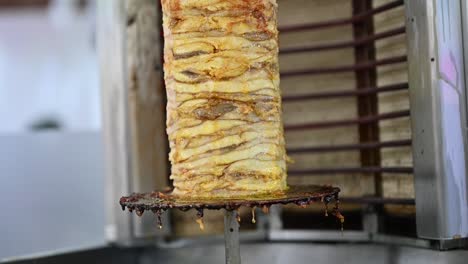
[161,0,287,197]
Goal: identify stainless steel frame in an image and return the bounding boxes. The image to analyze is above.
[405,0,468,241]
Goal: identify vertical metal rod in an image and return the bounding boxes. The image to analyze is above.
[224,210,241,264]
[352,0,383,235]
[352,0,381,196]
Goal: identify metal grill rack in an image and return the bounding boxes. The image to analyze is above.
[279,0,412,207]
[271,0,415,244]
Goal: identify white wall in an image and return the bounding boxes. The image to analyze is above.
[0,0,100,133]
[0,1,107,260]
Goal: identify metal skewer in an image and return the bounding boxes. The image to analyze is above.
[224,210,241,264]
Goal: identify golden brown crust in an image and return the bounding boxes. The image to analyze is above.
[162,0,286,198]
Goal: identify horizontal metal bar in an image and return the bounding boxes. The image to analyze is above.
[288,166,414,175]
[373,234,432,248]
[280,56,407,77]
[282,82,408,102]
[268,230,370,242]
[280,27,405,54]
[284,110,410,130]
[287,139,411,154]
[279,0,404,32]
[340,197,415,205]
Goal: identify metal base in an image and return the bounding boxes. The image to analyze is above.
[120,185,340,264]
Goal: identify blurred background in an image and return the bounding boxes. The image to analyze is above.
[0,0,99,132]
[0,0,106,261]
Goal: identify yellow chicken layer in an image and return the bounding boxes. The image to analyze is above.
[171,90,280,104]
[172,131,281,162]
[169,51,277,82]
[162,0,277,12]
[167,78,278,94]
[174,143,282,170]
[168,15,276,35]
[172,36,277,57]
[180,122,282,149]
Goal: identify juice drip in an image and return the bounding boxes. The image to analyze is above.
[251,207,256,224]
[322,195,331,217]
[195,218,205,230]
[196,208,204,218]
[262,205,270,214]
[136,208,144,217]
[332,194,344,231]
[156,210,163,229]
[297,200,308,208]
[236,209,241,223]
[335,211,345,232]
[196,209,205,230]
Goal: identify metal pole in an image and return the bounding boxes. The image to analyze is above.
[224,210,241,264]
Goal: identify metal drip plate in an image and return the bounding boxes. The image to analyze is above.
[120,185,340,213]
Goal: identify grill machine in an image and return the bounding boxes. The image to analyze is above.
[97,0,468,262]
